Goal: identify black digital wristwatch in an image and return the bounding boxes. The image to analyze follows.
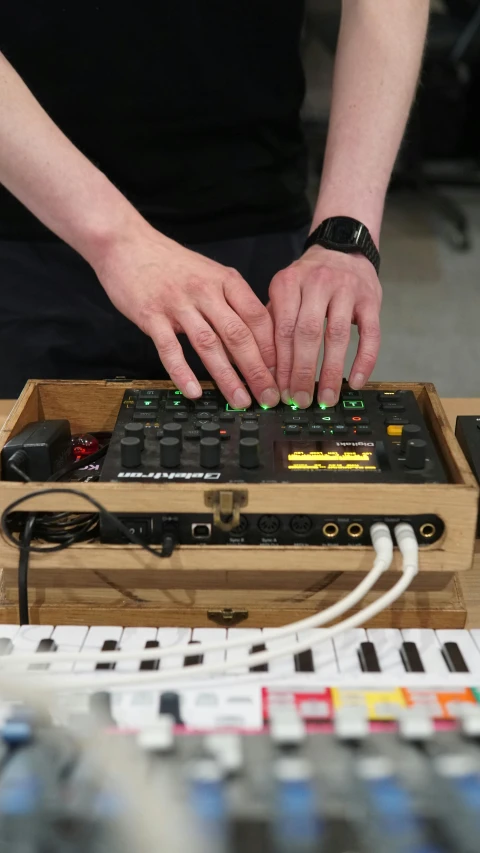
[303,216,380,274]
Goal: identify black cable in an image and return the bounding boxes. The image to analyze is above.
[5,443,110,625]
[18,514,35,625]
[7,457,98,622]
[7,461,32,483]
[1,487,175,558]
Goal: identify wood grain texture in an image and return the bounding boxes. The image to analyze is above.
[441,398,480,628]
[0,569,465,629]
[0,380,477,574]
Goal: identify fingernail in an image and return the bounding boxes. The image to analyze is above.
[350,373,365,390]
[261,387,280,409]
[281,389,291,405]
[233,387,251,409]
[318,388,336,406]
[186,380,202,398]
[292,391,312,409]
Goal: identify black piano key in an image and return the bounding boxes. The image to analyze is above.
[400,641,425,673]
[159,691,183,725]
[96,639,119,671]
[294,649,314,673]
[0,638,13,656]
[184,640,204,667]
[249,643,268,673]
[441,641,469,673]
[140,639,160,671]
[357,641,381,673]
[29,637,58,671]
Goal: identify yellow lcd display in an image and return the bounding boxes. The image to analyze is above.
[275,441,380,473]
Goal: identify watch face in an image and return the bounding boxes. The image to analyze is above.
[326,217,360,244]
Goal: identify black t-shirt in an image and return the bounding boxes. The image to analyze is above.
[0,2,310,243]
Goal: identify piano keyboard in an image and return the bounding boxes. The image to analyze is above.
[0,625,479,731]
[2,624,480,678]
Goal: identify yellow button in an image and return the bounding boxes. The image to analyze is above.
[387,424,403,436]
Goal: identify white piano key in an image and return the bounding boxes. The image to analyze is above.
[0,625,20,642]
[74,626,123,673]
[366,629,405,675]
[436,630,480,675]
[296,630,339,676]
[50,626,89,673]
[333,629,367,676]
[116,627,158,673]
[191,629,227,669]
[262,628,296,676]
[469,629,480,656]
[12,625,54,652]
[226,628,263,675]
[11,626,53,671]
[156,628,192,670]
[401,629,448,676]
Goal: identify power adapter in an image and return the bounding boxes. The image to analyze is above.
[1,420,73,481]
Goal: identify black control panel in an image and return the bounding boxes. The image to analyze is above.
[99,385,447,546]
[456,415,480,535]
[100,385,447,486]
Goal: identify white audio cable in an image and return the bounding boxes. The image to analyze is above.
[1,522,394,670]
[2,523,418,691]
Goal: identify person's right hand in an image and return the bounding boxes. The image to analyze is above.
[93,220,280,408]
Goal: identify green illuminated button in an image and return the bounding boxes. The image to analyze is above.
[135,399,159,411]
[167,389,184,398]
[314,413,341,425]
[165,402,187,411]
[226,404,247,412]
[342,400,365,410]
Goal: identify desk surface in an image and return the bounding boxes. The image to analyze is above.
[1,397,480,625]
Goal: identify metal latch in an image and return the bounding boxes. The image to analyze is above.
[207,608,248,627]
[204,489,248,531]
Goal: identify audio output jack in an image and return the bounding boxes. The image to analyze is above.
[419,522,436,539]
[347,523,364,539]
[322,522,339,540]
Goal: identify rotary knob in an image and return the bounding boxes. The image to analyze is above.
[124,421,145,449]
[239,437,260,469]
[163,422,183,448]
[200,437,221,468]
[405,439,427,470]
[240,421,259,439]
[160,436,181,468]
[201,422,220,439]
[400,423,422,454]
[120,436,142,468]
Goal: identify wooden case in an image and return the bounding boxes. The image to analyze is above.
[0,379,477,628]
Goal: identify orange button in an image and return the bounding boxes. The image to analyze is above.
[387,424,403,437]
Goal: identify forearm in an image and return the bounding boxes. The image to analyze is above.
[312,0,429,246]
[0,53,147,265]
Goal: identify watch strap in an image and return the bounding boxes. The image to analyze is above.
[303,218,380,275]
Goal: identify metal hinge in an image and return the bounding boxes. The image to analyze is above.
[207,608,248,627]
[204,489,248,531]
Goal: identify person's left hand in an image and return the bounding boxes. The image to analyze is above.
[268,245,382,408]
